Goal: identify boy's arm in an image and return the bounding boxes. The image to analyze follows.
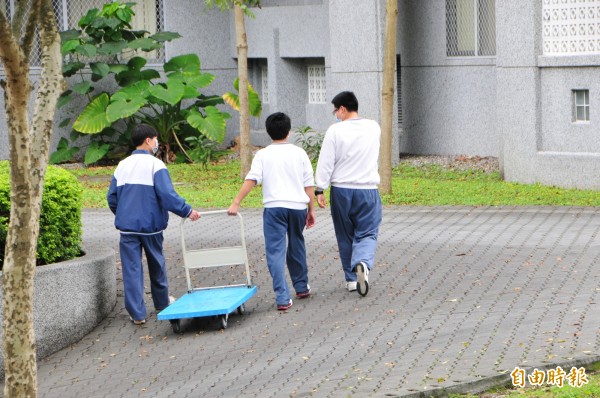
[305,186,316,229]
[106,176,118,215]
[228,179,257,216]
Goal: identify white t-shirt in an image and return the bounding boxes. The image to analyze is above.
[315,118,381,190]
[246,142,315,210]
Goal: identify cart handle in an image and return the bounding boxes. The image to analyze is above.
[180,209,243,223]
[179,210,251,290]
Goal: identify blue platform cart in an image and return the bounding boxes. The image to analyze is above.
[158,210,258,333]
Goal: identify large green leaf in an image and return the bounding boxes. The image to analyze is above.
[93,16,121,30]
[167,72,213,100]
[128,38,161,51]
[223,79,262,117]
[248,86,262,117]
[186,106,230,143]
[79,8,100,28]
[107,98,145,122]
[76,44,96,57]
[149,32,181,43]
[108,64,129,74]
[57,91,73,109]
[127,56,147,70]
[164,54,200,74]
[149,82,184,106]
[98,2,120,16]
[73,94,110,133]
[140,69,161,81]
[61,39,80,55]
[62,62,85,77]
[115,7,134,24]
[97,40,128,55]
[194,94,225,108]
[84,142,111,165]
[59,29,81,42]
[169,71,215,90]
[50,138,79,164]
[73,81,92,95]
[107,81,150,122]
[90,62,110,81]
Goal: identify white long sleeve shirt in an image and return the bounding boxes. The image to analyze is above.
[315,118,381,190]
[246,142,314,210]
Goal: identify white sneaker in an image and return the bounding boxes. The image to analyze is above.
[129,316,146,325]
[169,295,176,305]
[356,262,369,297]
[346,281,357,292]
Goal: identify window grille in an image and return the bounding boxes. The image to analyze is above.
[2,0,164,67]
[308,65,326,104]
[543,0,600,55]
[573,89,590,122]
[396,54,402,127]
[261,65,269,104]
[446,0,496,57]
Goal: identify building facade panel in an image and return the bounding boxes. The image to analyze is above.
[401,66,498,156]
[540,66,600,153]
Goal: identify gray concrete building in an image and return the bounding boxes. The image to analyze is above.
[2,0,600,189]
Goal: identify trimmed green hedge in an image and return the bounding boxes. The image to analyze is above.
[0,161,83,268]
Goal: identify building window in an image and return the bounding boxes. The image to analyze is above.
[543,0,600,55]
[446,0,496,57]
[261,65,269,104]
[308,65,326,104]
[3,0,164,67]
[573,90,590,122]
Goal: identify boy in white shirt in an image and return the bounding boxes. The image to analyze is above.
[315,91,382,297]
[228,112,316,311]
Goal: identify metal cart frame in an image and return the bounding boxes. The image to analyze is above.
[157,210,258,333]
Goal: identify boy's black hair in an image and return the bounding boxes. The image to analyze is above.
[131,124,158,147]
[265,112,291,141]
[332,91,359,112]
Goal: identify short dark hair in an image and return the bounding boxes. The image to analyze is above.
[131,124,158,147]
[265,112,291,141]
[332,91,359,112]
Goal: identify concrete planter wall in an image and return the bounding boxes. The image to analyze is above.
[0,247,116,379]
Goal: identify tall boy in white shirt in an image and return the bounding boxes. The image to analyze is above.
[228,112,316,311]
[314,91,382,297]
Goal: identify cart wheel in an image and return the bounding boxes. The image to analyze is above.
[237,303,245,315]
[170,319,181,334]
[220,315,228,329]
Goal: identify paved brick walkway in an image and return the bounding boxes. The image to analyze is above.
[32,207,600,397]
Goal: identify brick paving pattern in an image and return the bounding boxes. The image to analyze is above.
[29,207,600,397]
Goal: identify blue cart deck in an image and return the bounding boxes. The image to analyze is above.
[157,286,258,320]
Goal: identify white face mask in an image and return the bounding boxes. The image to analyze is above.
[152,139,159,155]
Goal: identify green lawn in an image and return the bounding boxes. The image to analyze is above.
[67,160,600,209]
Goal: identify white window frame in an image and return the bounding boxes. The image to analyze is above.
[446,0,496,57]
[307,65,326,104]
[573,89,590,123]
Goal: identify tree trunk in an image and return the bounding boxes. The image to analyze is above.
[234,4,252,179]
[0,1,65,396]
[379,0,398,195]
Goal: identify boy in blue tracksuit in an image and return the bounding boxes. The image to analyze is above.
[107,124,200,325]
